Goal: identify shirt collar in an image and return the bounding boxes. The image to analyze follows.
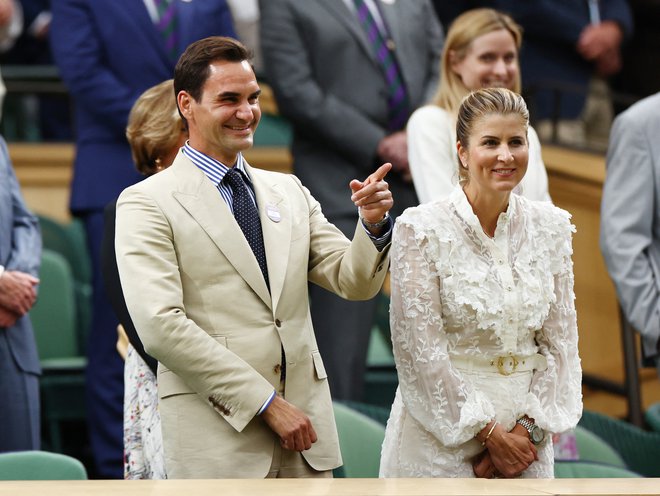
[182,142,252,187]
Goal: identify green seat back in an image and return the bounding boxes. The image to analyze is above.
[554,460,641,478]
[253,114,292,147]
[339,400,390,426]
[30,249,78,362]
[38,215,92,351]
[0,451,87,480]
[333,402,386,478]
[645,402,660,433]
[579,409,660,477]
[575,425,626,468]
[38,215,91,286]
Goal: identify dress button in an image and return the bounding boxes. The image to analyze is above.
[275,319,282,327]
[498,259,504,265]
[506,285,513,292]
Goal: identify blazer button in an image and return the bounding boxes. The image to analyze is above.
[273,364,281,375]
[275,319,282,327]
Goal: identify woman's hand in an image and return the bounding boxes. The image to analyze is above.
[473,450,497,478]
[483,424,538,478]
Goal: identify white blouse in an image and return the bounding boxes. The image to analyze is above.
[407,105,551,204]
[380,187,582,478]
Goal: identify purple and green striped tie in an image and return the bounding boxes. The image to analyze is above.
[353,0,409,131]
[155,0,178,61]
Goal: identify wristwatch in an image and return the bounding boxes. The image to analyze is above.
[516,416,546,445]
[361,212,390,230]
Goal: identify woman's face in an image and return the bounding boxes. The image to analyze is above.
[458,112,528,197]
[451,29,518,91]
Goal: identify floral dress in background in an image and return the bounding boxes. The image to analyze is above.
[124,345,166,479]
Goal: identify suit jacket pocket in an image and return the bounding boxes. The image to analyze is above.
[312,351,327,380]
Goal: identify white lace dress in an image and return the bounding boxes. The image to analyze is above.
[379,187,582,478]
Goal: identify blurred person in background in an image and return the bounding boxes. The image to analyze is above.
[431,0,633,149]
[407,8,550,204]
[0,0,22,120]
[601,92,660,380]
[260,0,443,402]
[0,133,41,452]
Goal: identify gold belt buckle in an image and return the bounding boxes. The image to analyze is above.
[497,356,518,376]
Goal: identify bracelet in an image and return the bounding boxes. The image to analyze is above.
[481,421,498,447]
[360,212,390,230]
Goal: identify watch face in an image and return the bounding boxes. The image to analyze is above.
[531,426,545,444]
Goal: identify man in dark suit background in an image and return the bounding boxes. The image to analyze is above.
[260,0,443,401]
[0,135,41,452]
[49,0,235,478]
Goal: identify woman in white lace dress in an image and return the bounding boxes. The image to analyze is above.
[380,88,582,479]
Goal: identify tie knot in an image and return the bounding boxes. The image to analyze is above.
[224,168,246,190]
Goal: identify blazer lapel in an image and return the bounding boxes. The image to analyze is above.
[171,154,271,309]
[246,164,290,313]
[319,0,377,66]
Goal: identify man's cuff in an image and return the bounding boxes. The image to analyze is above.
[362,216,393,252]
[0,265,5,279]
[257,389,277,415]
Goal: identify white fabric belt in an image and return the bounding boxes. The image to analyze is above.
[451,353,547,376]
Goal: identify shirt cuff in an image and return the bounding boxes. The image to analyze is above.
[257,389,276,415]
[0,265,5,279]
[362,217,393,252]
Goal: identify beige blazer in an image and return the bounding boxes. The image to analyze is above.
[115,151,390,478]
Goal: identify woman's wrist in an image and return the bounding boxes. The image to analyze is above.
[476,420,497,445]
[510,422,530,439]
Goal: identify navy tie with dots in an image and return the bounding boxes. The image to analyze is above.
[223,168,270,290]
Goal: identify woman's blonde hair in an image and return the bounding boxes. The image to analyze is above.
[455,87,529,184]
[433,8,522,113]
[126,79,183,176]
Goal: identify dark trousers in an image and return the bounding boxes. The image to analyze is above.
[82,210,124,478]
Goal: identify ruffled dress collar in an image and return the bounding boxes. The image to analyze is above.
[448,186,517,251]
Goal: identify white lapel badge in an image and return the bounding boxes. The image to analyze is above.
[266,204,281,223]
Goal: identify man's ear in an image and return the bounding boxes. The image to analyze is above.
[177,91,193,120]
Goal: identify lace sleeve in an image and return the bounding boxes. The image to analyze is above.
[390,219,496,447]
[524,214,582,433]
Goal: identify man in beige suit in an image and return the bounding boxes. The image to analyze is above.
[115,37,393,478]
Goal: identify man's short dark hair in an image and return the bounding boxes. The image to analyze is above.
[174,36,252,103]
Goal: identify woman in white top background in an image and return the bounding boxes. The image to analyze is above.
[408,8,551,204]
[380,88,581,478]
